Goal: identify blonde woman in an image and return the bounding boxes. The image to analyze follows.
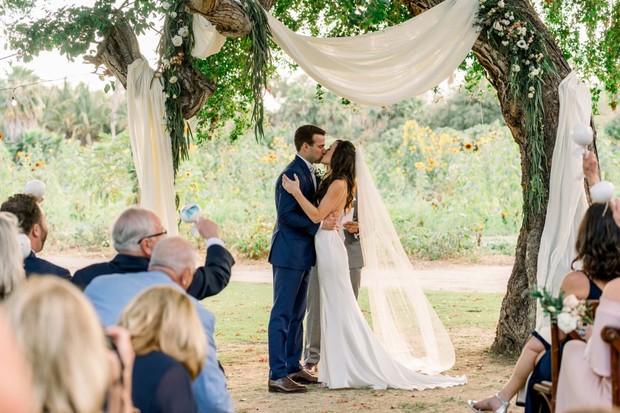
[0,211,26,300]
[118,286,207,413]
[2,276,134,413]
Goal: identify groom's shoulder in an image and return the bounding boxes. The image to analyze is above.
[283,156,303,172]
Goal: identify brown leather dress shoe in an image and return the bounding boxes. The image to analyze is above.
[289,368,318,384]
[268,376,308,393]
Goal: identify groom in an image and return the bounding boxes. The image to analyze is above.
[267,124,338,393]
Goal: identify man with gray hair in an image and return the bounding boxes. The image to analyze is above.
[73,206,233,300]
[84,237,234,413]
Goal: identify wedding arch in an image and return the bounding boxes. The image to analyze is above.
[5,0,617,354]
[126,0,590,352]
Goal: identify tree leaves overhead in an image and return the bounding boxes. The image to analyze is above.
[2,0,158,61]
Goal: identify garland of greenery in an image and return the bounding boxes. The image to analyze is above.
[158,0,194,175]
[476,0,556,214]
[158,0,271,174]
[241,0,272,140]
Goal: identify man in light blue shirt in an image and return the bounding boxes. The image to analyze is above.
[85,237,234,413]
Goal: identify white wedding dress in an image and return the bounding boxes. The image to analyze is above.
[315,227,467,390]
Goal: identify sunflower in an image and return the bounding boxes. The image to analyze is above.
[463,142,474,151]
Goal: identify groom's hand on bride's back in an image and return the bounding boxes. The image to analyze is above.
[321,211,340,231]
[195,217,220,240]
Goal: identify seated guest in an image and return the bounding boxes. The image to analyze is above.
[3,277,134,413]
[469,201,620,412]
[0,308,33,413]
[84,237,234,413]
[0,194,70,279]
[118,286,207,413]
[0,212,26,300]
[556,275,620,412]
[73,206,233,299]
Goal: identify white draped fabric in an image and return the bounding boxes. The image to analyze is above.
[536,72,591,325]
[126,59,179,235]
[125,1,590,315]
[264,0,480,107]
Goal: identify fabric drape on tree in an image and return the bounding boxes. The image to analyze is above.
[126,59,179,236]
[262,0,480,107]
[192,15,227,58]
[536,72,590,325]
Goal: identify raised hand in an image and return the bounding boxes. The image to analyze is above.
[583,152,600,186]
[282,173,301,195]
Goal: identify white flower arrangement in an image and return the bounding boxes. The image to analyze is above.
[178,26,189,37]
[532,288,594,334]
[171,35,183,47]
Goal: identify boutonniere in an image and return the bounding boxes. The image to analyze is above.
[314,165,326,179]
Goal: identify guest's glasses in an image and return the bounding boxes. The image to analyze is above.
[136,229,167,244]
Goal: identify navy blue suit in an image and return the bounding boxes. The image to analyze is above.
[72,246,234,300]
[24,251,71,280]
[268,155,320,380]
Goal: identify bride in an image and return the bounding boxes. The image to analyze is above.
[282,139,466,390]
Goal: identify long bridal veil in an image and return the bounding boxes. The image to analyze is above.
[355,148,456,374]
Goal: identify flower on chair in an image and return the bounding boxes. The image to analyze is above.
[531,287,593,333]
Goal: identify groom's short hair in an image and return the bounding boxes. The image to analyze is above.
[294,125,326,151]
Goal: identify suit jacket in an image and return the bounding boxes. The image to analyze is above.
[84,270,233,413]
[24,251,71,279]
[343,199,364,270]
[268,155,320,271]
[72,245,234,299]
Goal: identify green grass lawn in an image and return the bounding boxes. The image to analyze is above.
[203,282,503,346]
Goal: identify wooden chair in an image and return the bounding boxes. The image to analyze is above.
[532,299,600,413]
[601,326,620,407]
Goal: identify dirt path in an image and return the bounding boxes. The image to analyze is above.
[44,252,513,293]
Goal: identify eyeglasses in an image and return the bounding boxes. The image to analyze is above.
[136,230,167,244]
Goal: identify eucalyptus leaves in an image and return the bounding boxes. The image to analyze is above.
[477,0,556,214]
[158,0,194,175]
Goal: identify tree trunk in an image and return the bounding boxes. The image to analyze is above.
[405,0,573,353]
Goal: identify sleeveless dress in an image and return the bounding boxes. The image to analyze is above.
[314,227,467,390]
[525,277,603,412]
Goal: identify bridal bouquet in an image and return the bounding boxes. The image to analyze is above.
[531,287,594,334]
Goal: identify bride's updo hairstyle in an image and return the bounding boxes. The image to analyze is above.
[316,140,356,210]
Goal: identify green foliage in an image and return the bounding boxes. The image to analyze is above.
[537,0,620,109]
[477,0,557,215]
[159,0,194,174]
[422,85,503,130]
[605,116,620,141]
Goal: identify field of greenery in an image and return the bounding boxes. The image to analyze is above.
[2,70,619,260]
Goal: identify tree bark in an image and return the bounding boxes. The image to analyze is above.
[405,0,573,353]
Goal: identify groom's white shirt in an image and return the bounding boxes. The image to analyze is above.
[297,154,317,190]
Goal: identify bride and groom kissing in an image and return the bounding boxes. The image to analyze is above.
[267,124,467,393]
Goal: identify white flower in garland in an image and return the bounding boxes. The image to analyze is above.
[518,27,527,36]
[493,21,504,31]
[161,1,171,10]
[169,76,178,84]
[172,35,183,47]
[529,67,541,77]
[178,26,189,37]
[162,58,170,68]
[498,0,505,7]
[517,39,528,49]
[171,11,177,18]
[502,40,509,46]
[512,64,521,72]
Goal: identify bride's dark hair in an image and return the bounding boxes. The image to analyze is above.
[316,140,355,210]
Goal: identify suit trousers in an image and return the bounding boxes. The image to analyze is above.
[303,265,362,365]
[268,266,310,379]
